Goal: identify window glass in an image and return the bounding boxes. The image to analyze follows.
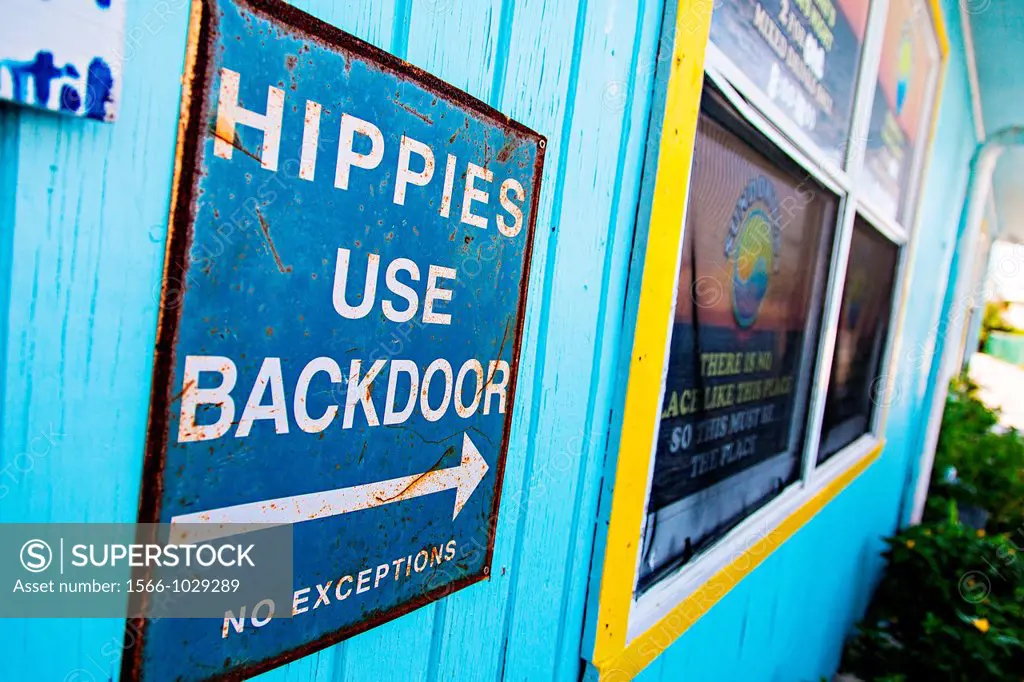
[861,0,941,222]
[708,0,871,154]
[818,218,899,462]
[636,91,839,593]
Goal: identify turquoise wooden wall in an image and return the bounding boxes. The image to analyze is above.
[0,1,978,681]
[0,0,666,679]
[897,0,979,531]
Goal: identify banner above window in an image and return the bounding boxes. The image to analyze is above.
[708,0,870,155]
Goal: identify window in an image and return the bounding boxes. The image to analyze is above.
[861,0,942,222]
[818,217,900,463]
[585,1,948,675]
[637,89,838,592]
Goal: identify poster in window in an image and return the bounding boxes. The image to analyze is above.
[637,99,838,591]
[862,0,940,221]
[709,0,870,153]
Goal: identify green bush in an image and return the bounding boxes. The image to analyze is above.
[842,522,1024,681]
[924,378,1024,533]
[840,378,1024,680]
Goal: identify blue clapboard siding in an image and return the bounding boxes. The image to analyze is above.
[0,0,980,681]
[0,0,191,676]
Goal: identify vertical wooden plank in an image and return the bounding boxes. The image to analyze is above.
[405,0,503,103]
[497,0,666,678]
[332,607,438,682]
[265,654,336,682]
[425,0,584,679]
[285,0,396,49]
[651,578,730,680]
[0,0,192,678]
[585,0,714,666]
[0,105,18,444]
[550,1,665,678]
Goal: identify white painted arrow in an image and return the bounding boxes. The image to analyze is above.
[170,433,488,543]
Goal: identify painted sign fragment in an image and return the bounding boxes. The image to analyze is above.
[0,0,124,121]
[125,0,544,679]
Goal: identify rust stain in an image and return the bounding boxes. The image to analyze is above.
[394,100,434,125]
[254,206,293,273]
[169,379,196,405]
[496,139,517,163]
[479,318,512,398]
[210,126,262,164]
[376,446,453,503]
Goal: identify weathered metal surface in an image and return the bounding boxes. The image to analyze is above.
[124,0,544,678]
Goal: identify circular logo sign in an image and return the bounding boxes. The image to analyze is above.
[20,538,52,573]
[726,177,780,329]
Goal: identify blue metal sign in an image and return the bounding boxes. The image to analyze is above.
[126,0,544,678]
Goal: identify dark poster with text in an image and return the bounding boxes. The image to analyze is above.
[638,103,837,590]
